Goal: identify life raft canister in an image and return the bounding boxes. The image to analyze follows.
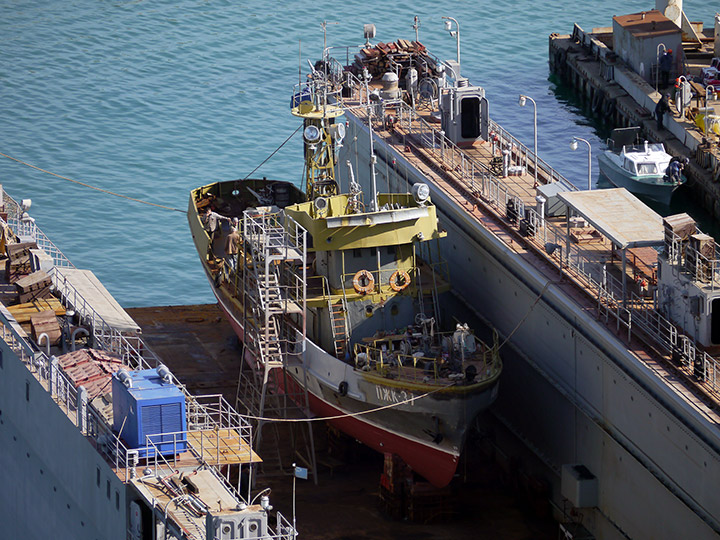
[389,269,411,291]
[353,269,375,294]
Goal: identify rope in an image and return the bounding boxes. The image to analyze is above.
[497,279,553,351]
[242,124,302,181]
[0,151,185,213]
[241,382,454,424]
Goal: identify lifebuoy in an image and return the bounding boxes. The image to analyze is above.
[389,270,411,291]
[353,269,375,294]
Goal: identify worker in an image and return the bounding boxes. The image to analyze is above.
[224,224,240,271]
[655,94,670,130]
[666,157,685,183]
[659,49,673,88]
[201,206,227,239]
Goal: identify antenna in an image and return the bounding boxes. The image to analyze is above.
[298,40,302,88]
[413,16,420,42]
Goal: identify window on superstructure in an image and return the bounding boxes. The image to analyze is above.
[0,349,3,369]
[638,163,656,175]
[106,480,110,499]
[386,246,395,256]
[25,380,29,402]
[96,467,100,487]
[353,249,362,258]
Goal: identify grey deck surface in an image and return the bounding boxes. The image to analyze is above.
[56,268,140,333]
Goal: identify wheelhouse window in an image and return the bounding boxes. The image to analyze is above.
[637,162,657,175]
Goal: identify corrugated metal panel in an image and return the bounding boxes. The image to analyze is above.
[141,404,163,445]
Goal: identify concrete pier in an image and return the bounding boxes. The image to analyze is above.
[550,21,720,217]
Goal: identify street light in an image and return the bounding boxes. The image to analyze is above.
[570,137,592,190]
[441,16,460,75]
[518,94,538,186]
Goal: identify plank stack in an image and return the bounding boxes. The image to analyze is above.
[15,270,53,303]
[30,309,61,346]
[5,241,37,283]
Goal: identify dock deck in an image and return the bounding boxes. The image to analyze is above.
[339,82,720,424]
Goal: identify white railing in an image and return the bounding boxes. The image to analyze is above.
[3,193,75,269]
[355,93,720,400]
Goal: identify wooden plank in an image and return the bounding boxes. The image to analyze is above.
[6,297,66,323]
[15,270,51,293]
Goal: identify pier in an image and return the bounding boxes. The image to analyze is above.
[549,15,720,218]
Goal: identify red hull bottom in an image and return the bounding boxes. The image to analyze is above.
[282,376,459,488]
[212,296,459,487]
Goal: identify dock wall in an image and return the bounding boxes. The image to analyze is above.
[0,339,127,540]
[338,115,720,539]
[550,24,720,218]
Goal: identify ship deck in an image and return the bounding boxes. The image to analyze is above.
[339,94,720,427]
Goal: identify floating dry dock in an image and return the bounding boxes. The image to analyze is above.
[303,28,720,538]
[0,190,294,539]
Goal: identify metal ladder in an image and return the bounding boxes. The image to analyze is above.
[234,209,318,481]
[328,297,349,359]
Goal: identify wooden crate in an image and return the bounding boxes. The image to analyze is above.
[6,241,37,261]
[30,309,61,346]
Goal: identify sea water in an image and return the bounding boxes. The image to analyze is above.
[0,1,712,307]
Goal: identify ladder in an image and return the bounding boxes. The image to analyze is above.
[234,209,318,482]
[328,298,349,359]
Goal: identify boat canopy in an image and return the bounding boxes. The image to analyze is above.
[558,188,664,249]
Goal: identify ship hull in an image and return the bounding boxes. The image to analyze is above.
[207,282,499,487]
[597,151,680,205]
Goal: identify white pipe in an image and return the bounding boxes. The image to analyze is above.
[37,333,50,356]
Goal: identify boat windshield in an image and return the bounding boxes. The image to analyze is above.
[637,162,658,175]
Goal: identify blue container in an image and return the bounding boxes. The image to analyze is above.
[112,368,187,457]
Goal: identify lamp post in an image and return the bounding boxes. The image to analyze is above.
[441,16,460,75]
[655,43,666,95]
[570,136,592,190]
[518,94,538,186]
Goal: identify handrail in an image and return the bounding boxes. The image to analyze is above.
[344,82,720,401]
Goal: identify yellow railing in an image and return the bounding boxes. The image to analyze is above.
[352,330,500,384]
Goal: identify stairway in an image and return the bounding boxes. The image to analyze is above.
[329,300,348,359]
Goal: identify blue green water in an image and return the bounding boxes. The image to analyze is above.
[0,1,712,307]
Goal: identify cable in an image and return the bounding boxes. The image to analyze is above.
[242,382,454,424]
[0,151,185,213]
[242,124,302,181]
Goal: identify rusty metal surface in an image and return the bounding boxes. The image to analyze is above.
[125,304,242,399]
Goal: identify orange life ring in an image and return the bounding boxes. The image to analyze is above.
[353,269,375,294]
[389,270,411,291]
